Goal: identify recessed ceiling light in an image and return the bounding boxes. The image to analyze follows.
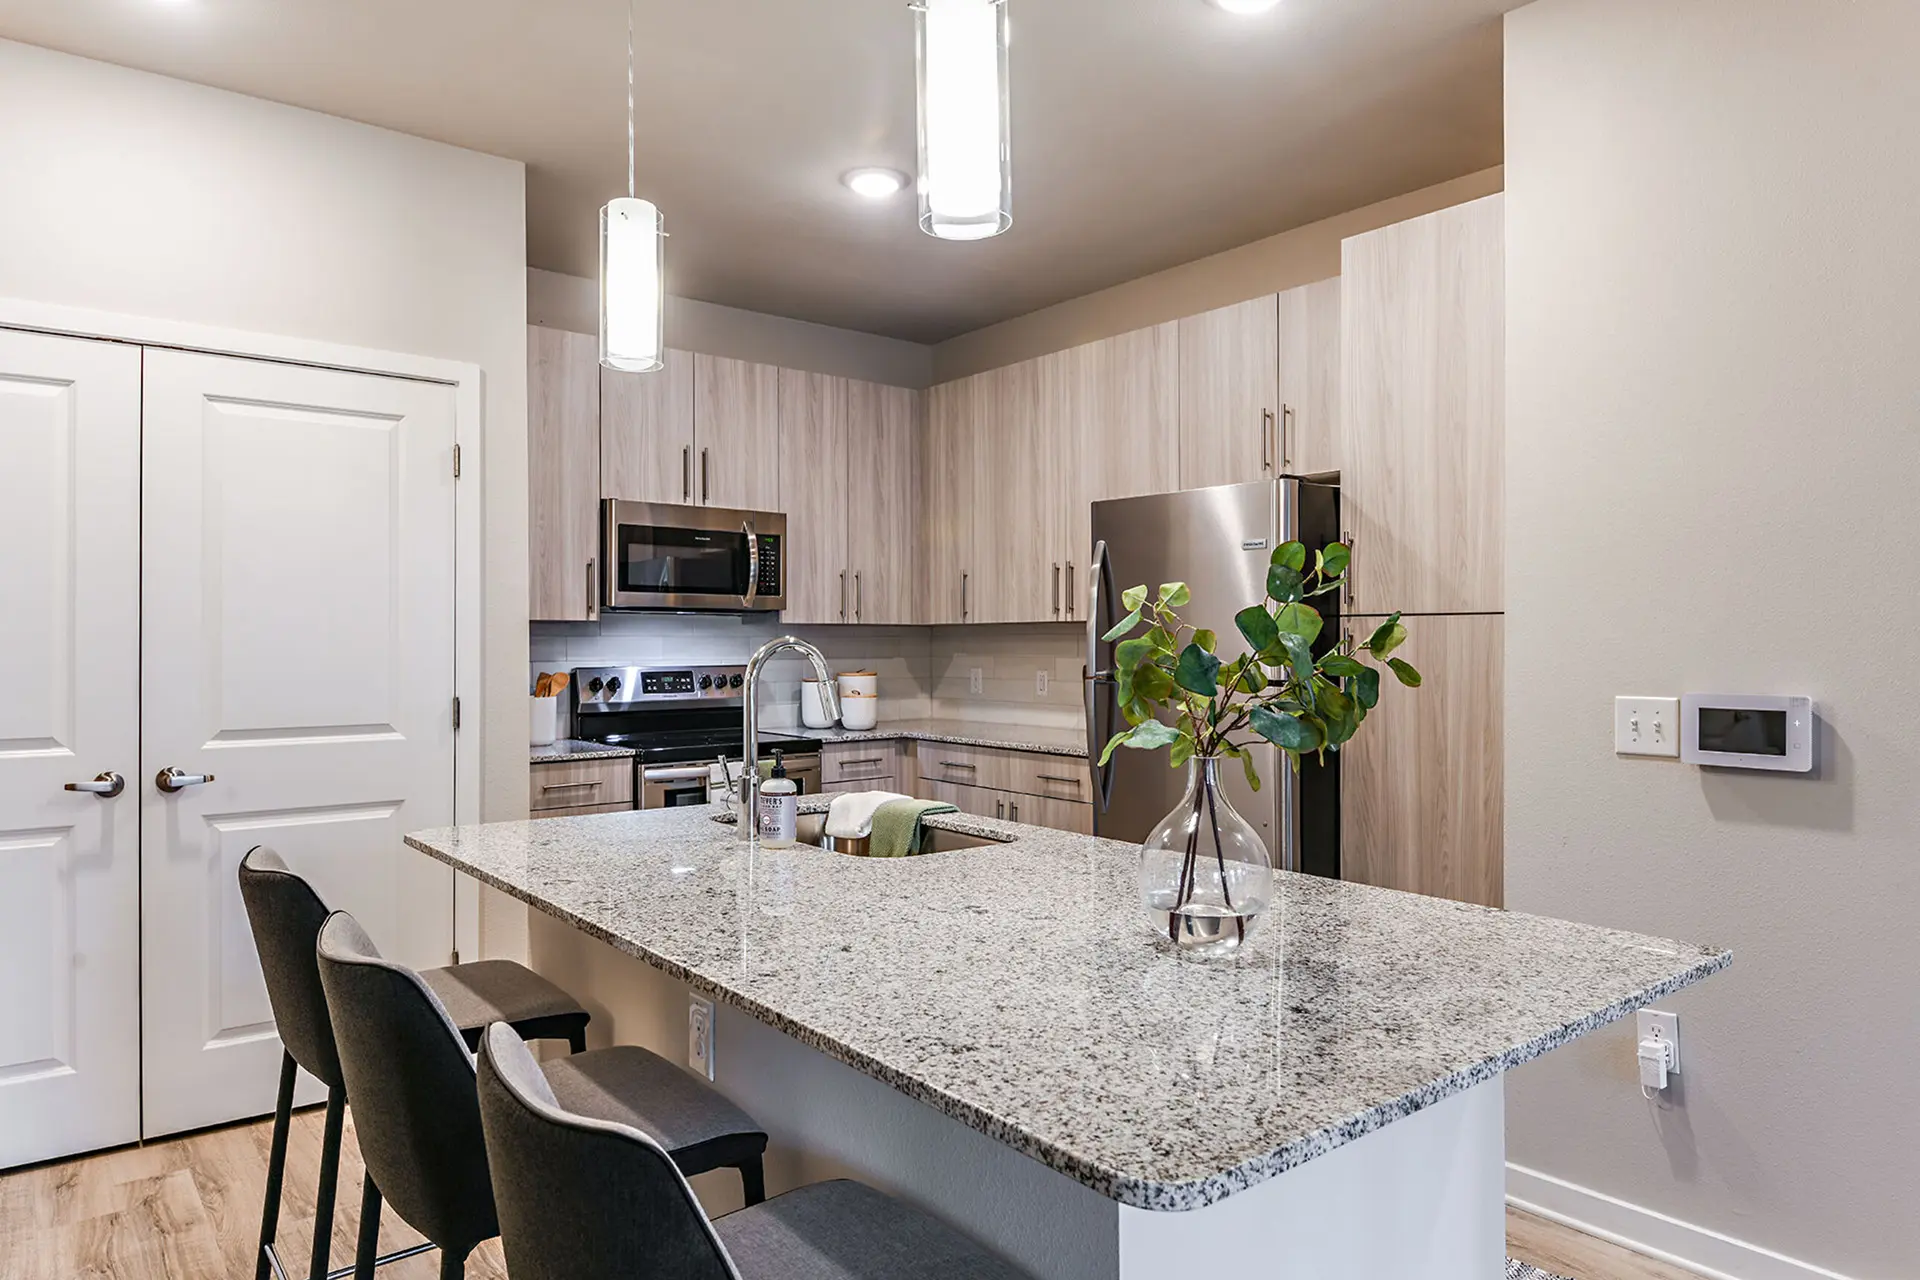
[843,168,907,199]
[1212,0,1280,12]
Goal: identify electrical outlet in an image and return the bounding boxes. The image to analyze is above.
[1615,696,1680,757]
[688,995,715,1080]
[968,667,983,696]
[1637,1008,1680,1074]
[1035,669,1049,697]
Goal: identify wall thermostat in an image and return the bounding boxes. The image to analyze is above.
[1680,694,1814,772]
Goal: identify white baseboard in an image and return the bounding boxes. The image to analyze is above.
[1506,1163,1855,1280]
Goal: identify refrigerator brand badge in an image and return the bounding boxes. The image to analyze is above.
[1241,538,1268,551]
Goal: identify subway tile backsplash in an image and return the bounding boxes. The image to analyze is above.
[530,618,1085,736]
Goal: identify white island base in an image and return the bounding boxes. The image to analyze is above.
[532,916,1505,1280]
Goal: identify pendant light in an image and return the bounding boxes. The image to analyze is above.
[913,0,1012,241]
[600,0,665,372]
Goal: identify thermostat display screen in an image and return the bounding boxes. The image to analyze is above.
[1697,707,1787,757]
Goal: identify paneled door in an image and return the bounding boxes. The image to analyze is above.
[139,350,458,1137]
[0,330,141,1169]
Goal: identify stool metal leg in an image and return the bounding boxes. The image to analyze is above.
[255,1050,298,1280]
[740,1156,765,1207]
[353,1174,383,1280]
[438,1246,467,1280]
[566,1025,586,1054]
[308,1087,346,1280]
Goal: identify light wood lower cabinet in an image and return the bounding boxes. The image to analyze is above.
[1339,613,1502,907]
[917,777,1094,835]
[529,757,635,814]
[528,326,602,621]
[822,741,903,786]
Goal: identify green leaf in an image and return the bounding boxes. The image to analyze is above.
[1145,625,1176,655]
[1174,644,1221,697]
[1352,666,1381,709]
[1238,748,1262,793]
[1251,705,1323,752]
[1114,636,1154,704]
[1134,663,1174,702]
[1157,582,1191,608]
[1367,613,1406,659]
[1102,607,1143,642]
[1235,605,1279,653]
[1273,601,1323,644]
[1388,657,1423,688]
[1276,632,1316,686]
[1193,628,1217,654]
[1271,541,1307,573]
[1321,541,1351,578]
[1266,563,1304,603]
[1316,684,1359,746]
[1121,584,1149,612]
[1320,654,1366,679]
[1169,734,1194,769]
[1122,719,1182,751]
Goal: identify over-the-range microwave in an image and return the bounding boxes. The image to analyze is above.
[601,499,786,613]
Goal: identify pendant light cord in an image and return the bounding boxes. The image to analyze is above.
[625,0,635,199]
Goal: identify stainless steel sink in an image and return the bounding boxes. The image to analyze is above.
[794,811,1005,856]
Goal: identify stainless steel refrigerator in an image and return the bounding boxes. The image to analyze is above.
[1084,478,1343,876]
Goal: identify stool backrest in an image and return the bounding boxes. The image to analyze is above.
[476,1022,738,1280]
[314,911,498,1257]
[237,846,342,1089]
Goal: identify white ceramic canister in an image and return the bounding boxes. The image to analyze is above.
[529,695,559,747]
[836,671,878,730]
[800,676,837,729]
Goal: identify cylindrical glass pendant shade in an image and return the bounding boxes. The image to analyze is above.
[600,197,664,373]
[914,0,1011,242]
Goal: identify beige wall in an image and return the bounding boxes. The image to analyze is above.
[931,167,1504,381]
[529,268,933,389]
[0,38,532,954]
[1505,2,1920,1275]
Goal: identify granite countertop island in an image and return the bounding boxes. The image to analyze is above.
[408,799,1726,1261]
[805,718,1087,758]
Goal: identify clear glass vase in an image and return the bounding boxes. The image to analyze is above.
[1138,757,1273,957]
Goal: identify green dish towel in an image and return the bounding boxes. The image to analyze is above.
[868,798,958,858]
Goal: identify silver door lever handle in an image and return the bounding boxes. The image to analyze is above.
[156,767,215,793]
[65,771,125,798]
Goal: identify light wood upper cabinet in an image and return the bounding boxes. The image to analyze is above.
[777,368,850,623]
[847,381,921,625]
[1038,348,1084,621]
[1341,194,1503,613]
[694,354,780,510]
[1277,276,1341,477]
[970,360,1049,624]
[528,326,602,622]
[1081,321,1180,506]
[922,376,977,623]
[1339,612,1503,908]
[1179,295,1277,489]
[601,347,695,504]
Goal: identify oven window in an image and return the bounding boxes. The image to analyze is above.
[659,784,710,807]
[618,525,746,597]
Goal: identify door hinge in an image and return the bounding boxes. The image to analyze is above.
[452,443,463,478]
[452,696,462,730]
[451,948,461,965]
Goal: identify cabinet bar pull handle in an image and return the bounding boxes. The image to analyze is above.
[961,572,969,621]
[701,448,710,502]
[1065,562,1075,620]
[541,780,602,791]
[1341,529,1354,608]
[840,571,847,621]
[1282,404,1295,470]
[682,446,691,501]
[1261,408,1274,472]
[1052,564,1061,617]
[940,761,977,771]
[587,558,598,621]
[838,757,887,766]
[1036,774,1081,785]
[855,572,862,621]
[1009,801,1018,822]
[996,798,1005,819]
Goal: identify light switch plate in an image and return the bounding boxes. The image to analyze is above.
[968,668,983,696]
[1035,670,1049,696]
[1615,696,1680,757]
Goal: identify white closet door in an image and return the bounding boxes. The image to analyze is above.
[139,350,458,1138]
[0,330,142,1169]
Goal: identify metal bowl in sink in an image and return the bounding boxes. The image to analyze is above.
[794,812,1003,856]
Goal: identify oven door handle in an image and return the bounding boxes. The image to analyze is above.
[742,519,759,608]
[642,766,716,782]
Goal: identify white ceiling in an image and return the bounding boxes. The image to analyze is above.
[0,0,1515,343]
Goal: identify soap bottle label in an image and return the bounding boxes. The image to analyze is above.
[758,791,796,847]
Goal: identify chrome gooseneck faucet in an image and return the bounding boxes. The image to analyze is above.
[740,636,840,824]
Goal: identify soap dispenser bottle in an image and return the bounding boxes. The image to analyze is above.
[757,749,797,848]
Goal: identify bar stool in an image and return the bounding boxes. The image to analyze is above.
[474,1022,1032,1280]
[239,846,591,1280]
[315,910,769,1280]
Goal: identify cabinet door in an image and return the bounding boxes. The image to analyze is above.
[971,360,1049,623]
[1277,277,1341,477]
[528,326,602,621]
[922,377,977,624]
[1341,194,1503,613]
[694,354,780,510]
[778,369,850,623]
[602,347,695,503]
[1179,296,1277,489]
[1082,321,1180,506]
[1036,348,1084,621]
[1339,613,1503,907]
[1003,792,1093,835]
[917,777,1006,821]
[848,381,921,625]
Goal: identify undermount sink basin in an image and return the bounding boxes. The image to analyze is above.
[793,811,1004,856]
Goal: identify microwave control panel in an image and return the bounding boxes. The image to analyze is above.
[755,534,782,596]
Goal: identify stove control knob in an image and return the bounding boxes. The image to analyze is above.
[728,673,744,689]
[698,674,713,690]
[605,676,622,695]
[586,677,604,694]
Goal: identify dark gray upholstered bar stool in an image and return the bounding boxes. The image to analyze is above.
[239,846,593,1280]
[475,1022,1033,1280]
[315,910,770,1280]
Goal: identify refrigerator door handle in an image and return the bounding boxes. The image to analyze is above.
[1084,538,1118,815]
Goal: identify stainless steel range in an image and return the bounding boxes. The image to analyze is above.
[570,664,822,808]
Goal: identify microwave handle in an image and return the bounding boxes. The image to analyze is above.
[742,519,760,607]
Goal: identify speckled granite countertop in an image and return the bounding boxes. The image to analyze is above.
[406,801,1728,1211]
[807,719,1086,757]
[530,739,637,764]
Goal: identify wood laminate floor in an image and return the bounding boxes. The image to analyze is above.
[0,1109,1709,1280]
